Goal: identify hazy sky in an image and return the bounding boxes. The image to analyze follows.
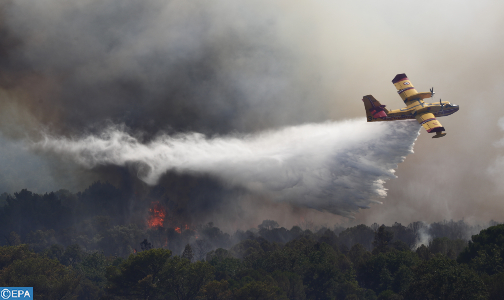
[272,0,504,226]
[1,0,503,228]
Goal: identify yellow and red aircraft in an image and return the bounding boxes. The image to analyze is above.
[362,73,459,138]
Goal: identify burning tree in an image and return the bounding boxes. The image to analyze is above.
[147,202,166,228]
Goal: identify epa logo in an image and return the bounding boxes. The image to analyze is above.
[0,288,32,299]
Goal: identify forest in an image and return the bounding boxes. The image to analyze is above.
[0,182,503,299]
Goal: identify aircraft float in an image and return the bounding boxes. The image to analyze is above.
[362,73,459,138]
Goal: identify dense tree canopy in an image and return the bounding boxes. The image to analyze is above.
[0,186,501,299]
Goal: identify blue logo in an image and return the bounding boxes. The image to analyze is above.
[0,288,33,299]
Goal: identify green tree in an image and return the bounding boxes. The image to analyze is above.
[339,224,375,251]
[372,225,394,254]
[194,239,212,261]
[377,289,403,300]
[429,237,467,259]
[302,242,360,300]
[105,248,172,299]
[357,250,419,295]
[0,244,35,269]
[405,255,487,300]
[348,243,372,269]
[61,244,85,266]
[415,244,432,260]
[182,244,194,262]
[208,249,244,281]
[74,278,102,300]
[458,224,504,275]
[0,254,80,299]
[470,245,504,275]
[271,270,306,300]
[234,280,288,300]
[389,222,416,249]
[482,272,504,300]
[98,224,144,257]
[0,190,72,241]
[5,231,21,246]
[44,244,65,262]
[77,251,108,287]
[206,248,232,262]
[231,239,265,260]
[317,229,340,251]
[197,280,233,300]
[161,256,215,300]
[92,215,111,234]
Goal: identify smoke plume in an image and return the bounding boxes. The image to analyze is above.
[0,0,327,140]
[488,117,504,194]
[36,119,420,216]
[3,0,504,227]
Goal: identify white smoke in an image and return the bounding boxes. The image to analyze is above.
[488,117,504,194]
[414,223,432,249]
[495,117,504,147]
[36,119,420,216]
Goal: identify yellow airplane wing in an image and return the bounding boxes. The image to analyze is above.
[415,112,446,138]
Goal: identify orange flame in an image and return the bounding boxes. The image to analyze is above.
[175,227,181,233]
[148,202,166,228]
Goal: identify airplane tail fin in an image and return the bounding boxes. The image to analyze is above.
[362,95,388,122]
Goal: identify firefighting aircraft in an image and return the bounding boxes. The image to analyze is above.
[362,73,459,138]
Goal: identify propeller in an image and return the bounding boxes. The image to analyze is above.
[430,87,435,98]
[439,99,444,111]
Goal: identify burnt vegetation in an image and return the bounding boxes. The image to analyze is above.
[0,183,502,299]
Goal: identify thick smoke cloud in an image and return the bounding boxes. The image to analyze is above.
[0,0,338,223]
[0,0,326,139]
[36,120,420,216]
[3,0,504,227]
